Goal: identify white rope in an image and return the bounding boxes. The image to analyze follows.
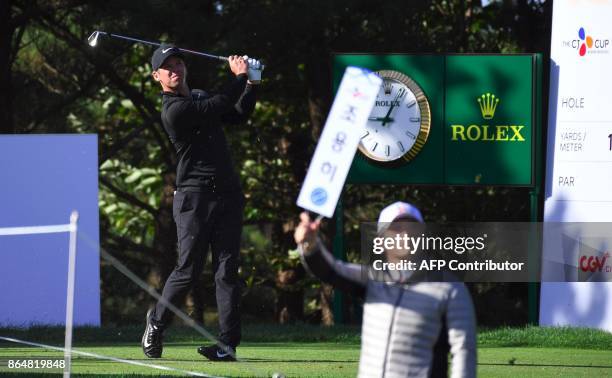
[0,336,221,378]
[78,233,278,378]
[78,232,238,360]
[0,224,74,236]
[0,226,279,377]
[63,211,79,378]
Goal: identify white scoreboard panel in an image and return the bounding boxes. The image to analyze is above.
[541,0,612,331]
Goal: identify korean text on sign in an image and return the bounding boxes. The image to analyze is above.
[297,66,382,217]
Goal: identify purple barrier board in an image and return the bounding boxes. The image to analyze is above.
[0,134,100,326]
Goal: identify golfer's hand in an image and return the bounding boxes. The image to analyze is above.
[244,56,261,70]
[294,212,321,253]
[229,55,248,76]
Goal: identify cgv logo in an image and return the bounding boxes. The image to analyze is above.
[450,93,526,142]
[579,252,610,273]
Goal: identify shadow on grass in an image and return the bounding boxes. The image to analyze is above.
[0,324,362,345]
[479,362,612,369]
[159,342,359,348]
[67,357,356,364]
[239,358,357,363]
[0,375,184,378]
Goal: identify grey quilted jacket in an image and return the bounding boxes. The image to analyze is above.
[300,240,477,378]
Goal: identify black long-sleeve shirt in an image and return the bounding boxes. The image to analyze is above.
[161,73,255,192]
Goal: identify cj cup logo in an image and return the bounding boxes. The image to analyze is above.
[579,251,610,273]
[563,27,610,56]
[450,92,525,142]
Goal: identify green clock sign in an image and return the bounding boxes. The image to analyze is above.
[360,70,431,163]
[333,54,542,186]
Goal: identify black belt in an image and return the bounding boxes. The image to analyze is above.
[176,178,216,193]
[175,176,242,195]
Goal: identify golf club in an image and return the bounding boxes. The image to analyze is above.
[87,30,264,82]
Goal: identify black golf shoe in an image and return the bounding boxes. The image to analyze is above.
[197,344,236,362]
[141,309,163,358]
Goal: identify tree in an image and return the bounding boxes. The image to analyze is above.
[4,0,552,325]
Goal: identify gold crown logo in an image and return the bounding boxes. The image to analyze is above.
[383,80,393,95]
[477,93,500,119]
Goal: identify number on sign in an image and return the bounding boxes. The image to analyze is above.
[321,162,337,182]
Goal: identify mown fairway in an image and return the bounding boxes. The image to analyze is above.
[0,325,610,377]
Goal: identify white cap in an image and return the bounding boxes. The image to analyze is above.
[377,201,424,233]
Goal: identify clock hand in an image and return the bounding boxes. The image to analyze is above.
[381,104,396,126]
[368,116,395,122]
[382,88,406,126]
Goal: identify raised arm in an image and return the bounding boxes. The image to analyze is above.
[221,82,256,124]
[165,73,249,125]
[294,212,367,295]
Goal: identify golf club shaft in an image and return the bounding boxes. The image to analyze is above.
[105,32,228,62]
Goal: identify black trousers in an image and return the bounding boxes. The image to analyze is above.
[152,188,244,348]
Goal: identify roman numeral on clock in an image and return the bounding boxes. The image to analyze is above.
[406,131,416,140]
[397,141,405,152]
[371,142,378,152]
[406,100,416,108]
[361,131,370,139]
[385,145,390,156]
[410,117,421,123]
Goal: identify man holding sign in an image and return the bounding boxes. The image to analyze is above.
[294,204,476,377]
[295,67,475,376]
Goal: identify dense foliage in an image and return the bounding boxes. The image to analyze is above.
[2,0,551,326]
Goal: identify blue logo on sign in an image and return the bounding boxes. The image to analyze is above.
[310,188,328,206]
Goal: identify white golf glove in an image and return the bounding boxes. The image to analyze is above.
[243,55,264,84]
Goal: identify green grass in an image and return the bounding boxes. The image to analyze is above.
[0,325,610,377]
[478,348,612,378]
[479,326,612,349]
[0,342,359,377]
[0,324,362,345]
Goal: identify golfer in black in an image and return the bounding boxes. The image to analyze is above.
[142,44,257,361]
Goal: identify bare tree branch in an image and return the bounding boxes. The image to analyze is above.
[36,12,176,168]
[98,123,149,165]
[102,230,157,256]
[1,0,14,133]
[99,175,157,215]
[25,69,101,132]
[9,24,25,65]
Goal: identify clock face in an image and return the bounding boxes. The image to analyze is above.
[359,70,431,163]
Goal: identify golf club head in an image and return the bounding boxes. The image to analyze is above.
[87,31,106,47]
